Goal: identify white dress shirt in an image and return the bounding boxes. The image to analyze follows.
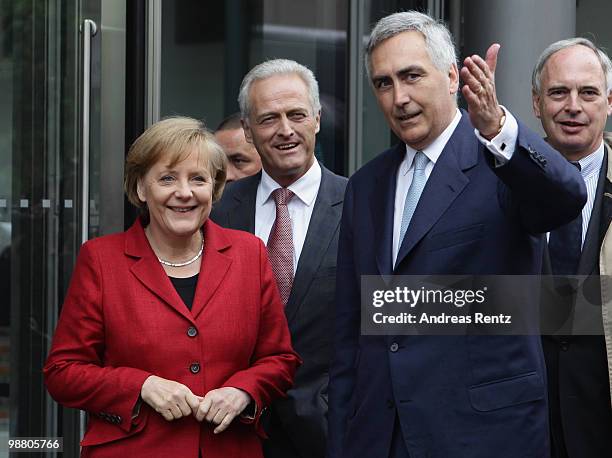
[255,160,322,273]
[392,107,519,266]
[544,141,604,247]
[576,141,605,245]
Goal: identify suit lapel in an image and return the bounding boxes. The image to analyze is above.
[599,148,612,248]
[227,173,260,232]
[395,114,476,270]
[191,220,232,320]
[577,148,608,275]
[371,144,404,277]
[285,167,342,323]
[126,219,195,323]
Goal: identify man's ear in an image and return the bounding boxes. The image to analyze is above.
[448,63,459,95]
[606,90,612,117]
[314,110,321,134]
[532,91,542,119]
[241,118,254,144]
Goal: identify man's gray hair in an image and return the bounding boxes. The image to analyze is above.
[238,59,321,119]
[532,37,612,95]
[365,11,457,79]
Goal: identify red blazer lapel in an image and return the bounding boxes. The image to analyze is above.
[192,220,232,320]
[125,218,195,323]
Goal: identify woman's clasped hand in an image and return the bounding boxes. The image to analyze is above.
[140,375,251,433]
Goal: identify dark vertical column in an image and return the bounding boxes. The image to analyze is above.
[10,0,48,439]
[224,0,245,116]
[124,0,146,228]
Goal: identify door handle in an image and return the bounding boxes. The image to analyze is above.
[81,19,97,244]
[79,18,97,440]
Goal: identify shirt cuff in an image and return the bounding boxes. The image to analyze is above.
[474,105,518,166]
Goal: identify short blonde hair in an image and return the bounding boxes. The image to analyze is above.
[124,117,227,209]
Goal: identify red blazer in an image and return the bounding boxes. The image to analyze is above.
[44,218,300,458]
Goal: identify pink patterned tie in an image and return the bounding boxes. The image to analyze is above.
[267,188,295,305]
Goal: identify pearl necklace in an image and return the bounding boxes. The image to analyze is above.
[157,235,204,268]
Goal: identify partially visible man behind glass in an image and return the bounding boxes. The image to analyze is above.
[44,117,299,458]
[215,113,262,182]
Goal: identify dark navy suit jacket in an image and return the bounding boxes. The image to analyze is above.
[328,112,587,458]
[542,149,612,458]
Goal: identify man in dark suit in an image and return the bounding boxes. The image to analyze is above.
[532,38,612,458]
[210,59,347,458]
[328,11,586,458]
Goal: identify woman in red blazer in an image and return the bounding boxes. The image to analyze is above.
[44,117,300,457]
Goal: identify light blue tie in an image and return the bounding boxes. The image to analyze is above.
[398,151,429,244]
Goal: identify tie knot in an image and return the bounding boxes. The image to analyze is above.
[271,187,294,205]
[414,151,428,171]
[569,160,581,171]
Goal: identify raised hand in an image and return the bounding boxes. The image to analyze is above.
[194,387,252,434]
[140,375,201,421]
[460,43,505,139]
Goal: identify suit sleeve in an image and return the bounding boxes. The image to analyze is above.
[327,179,361,457]
[275,366,330,456]
[43,241,152,433]
[492,120,587,234]
[222,238,301,426]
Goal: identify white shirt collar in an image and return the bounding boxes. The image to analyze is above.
[401,109,462,175]
[257,159,321,207]
[577,140,605,180]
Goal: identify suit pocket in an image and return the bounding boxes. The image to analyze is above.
[426,223,485,252]
[81,407,149,446]
[468,371,544,412]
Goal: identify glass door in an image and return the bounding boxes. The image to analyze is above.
[0,0,125,455]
